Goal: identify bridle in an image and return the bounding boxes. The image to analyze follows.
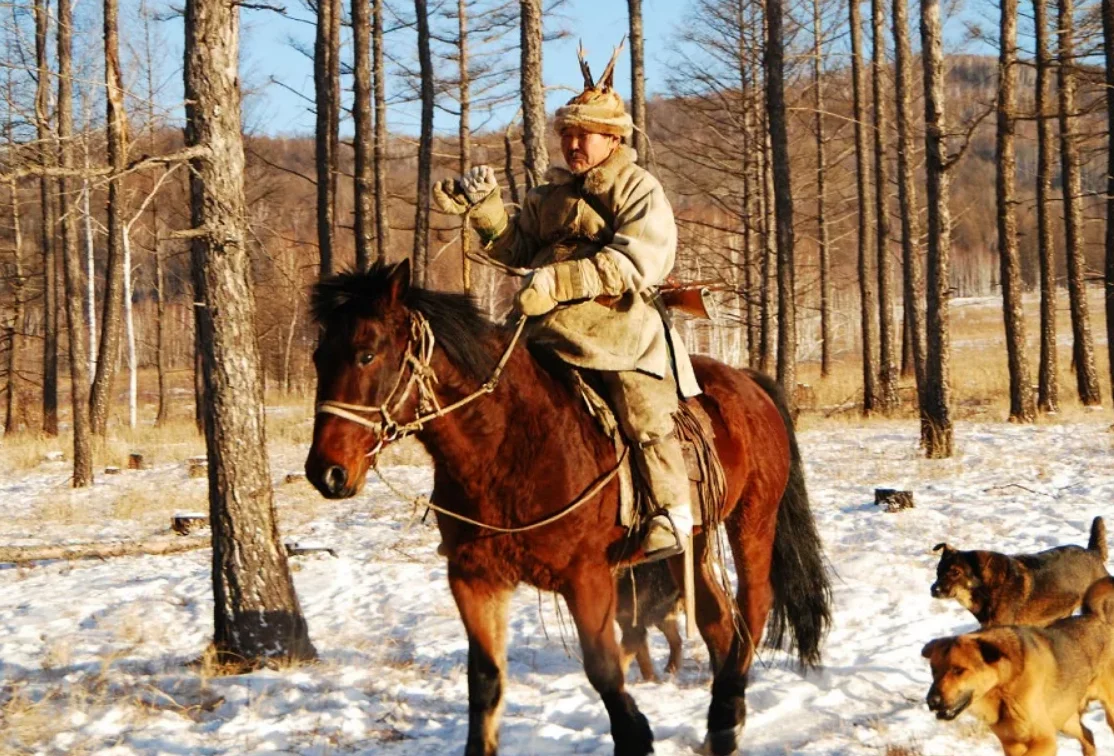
[315,310,528,458]
[313,307,628,535]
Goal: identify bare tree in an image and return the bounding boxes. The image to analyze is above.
[314,0,340,276]
[766,0,795,405]
[34,0,57,436]
[56,0,92,484]
[872,0,896,411]
[850,0,878,413]
[996,0,1035,422]
[1105,0,1114,405]
[921,0,953,457]
[456,0,473,289]
[373,0,390,263]
[1057,0,1102,406]
[812,0,831,377]
[90,0,131,436]
[413,0,433,284]
[353,0,373,272]
[4,61,26,436]
[628,0,646,161]
[1034,0,1058,413]
[520,0,548,188]
[184,0,316,664]
[892,0,925,399]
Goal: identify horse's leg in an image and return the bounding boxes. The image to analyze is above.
[700,507,777,756]
[564,566,654,756]
[666,532,734,675]
[448,567,512,756]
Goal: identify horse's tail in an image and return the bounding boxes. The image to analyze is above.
[747,370,832,669]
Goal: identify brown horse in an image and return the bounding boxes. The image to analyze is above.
[304,260,831,756]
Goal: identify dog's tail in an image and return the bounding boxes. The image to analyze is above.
[1089,516,1108,562]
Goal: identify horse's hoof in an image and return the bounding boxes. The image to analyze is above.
[702,727,740,756]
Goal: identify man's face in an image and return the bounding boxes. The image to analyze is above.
[561,128,619,174]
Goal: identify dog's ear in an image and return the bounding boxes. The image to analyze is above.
[977,638,1005,665]
[933,543,952,554]
[921,637,950,659]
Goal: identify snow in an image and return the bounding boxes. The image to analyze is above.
[3,420,1114,754]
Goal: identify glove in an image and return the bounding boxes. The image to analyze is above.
[432,178,470,216]
[459,165,498,204]
[515,260,605,317]
[516,266,559,316]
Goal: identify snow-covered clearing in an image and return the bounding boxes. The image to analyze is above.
[3,419,1114,754]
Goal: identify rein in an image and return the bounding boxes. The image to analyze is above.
[316,311,527,456]
[315,307,626,535]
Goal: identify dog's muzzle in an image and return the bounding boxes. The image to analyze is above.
[927,688,971,720]
[930,582,947,598]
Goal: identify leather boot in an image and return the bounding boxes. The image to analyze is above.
[636,435,694,562]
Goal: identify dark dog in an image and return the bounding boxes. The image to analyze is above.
[615,561,683,682]
[922,575,1114,755]
[931,516,1108,627]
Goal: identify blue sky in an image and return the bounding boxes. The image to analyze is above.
[235,0,690,137]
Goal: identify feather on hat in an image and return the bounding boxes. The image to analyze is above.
[554,38,633,138]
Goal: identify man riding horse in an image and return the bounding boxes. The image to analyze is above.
[434,47,697,563]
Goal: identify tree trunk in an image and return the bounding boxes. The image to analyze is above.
[35,0,58,437]
[628,0,646,162]
[766,0,796,408]
[57,0,93,485]
[4,71,25,436]
[1104,0,1114,406]
[373,0,390,264]
[759,121,774,375]
[520,0,548,189]
[458,0,473,290]
[90,0,130,436]
[1057,0,1102,406]
[155,233,169,426]
[413,0,434,284]
[1035,0,1059,413]
[314,0,338,276]
[893,0,926,404]
[921,0,954,457]
[850,0,878,414]
[813,0,831,378]
[123,230,137,429]
[872,0,897,412]
[504,123,521,206]
[353,0,373,272]
[184,0,316,663]
[996,0,1036,422]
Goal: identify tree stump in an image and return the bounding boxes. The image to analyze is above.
[187,456,208,478]
[284,540,337,558]
[172,513,211,535]
[104,466,121,475]
[128,453,147,470]
[875,488,914,513]
[284,472,306,485]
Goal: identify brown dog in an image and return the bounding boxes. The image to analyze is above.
[923,577,1114,755]
[615,561,683,682]
[931,516,1108,627]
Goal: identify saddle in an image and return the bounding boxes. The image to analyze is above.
[567,369,727,534]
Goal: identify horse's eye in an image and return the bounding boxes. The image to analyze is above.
[359,352,374,366]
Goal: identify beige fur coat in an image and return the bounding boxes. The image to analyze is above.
[480,146,699,398]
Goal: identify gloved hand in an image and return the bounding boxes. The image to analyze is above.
[516,267,559,316]
[515,259,605,317]
[432,178,470,215]
[459,165,498,204]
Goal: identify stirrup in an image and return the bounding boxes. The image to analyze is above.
[640,509,687,564]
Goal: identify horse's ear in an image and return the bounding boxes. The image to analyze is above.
[387,259,411,303]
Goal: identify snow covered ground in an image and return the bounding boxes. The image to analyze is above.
[3,419,1114,755]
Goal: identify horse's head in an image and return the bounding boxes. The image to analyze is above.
[305,259,420,498]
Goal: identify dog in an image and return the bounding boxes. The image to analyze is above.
[923,576,1114,755]
[615,560,683,682]
[931,516,1108,627]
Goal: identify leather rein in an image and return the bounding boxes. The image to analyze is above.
[314,308,627,534]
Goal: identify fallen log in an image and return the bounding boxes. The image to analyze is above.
[0,535,210,565]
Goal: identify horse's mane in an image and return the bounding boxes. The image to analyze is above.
[310,262,498,382]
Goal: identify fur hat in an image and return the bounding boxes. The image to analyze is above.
[553,40,633,138]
